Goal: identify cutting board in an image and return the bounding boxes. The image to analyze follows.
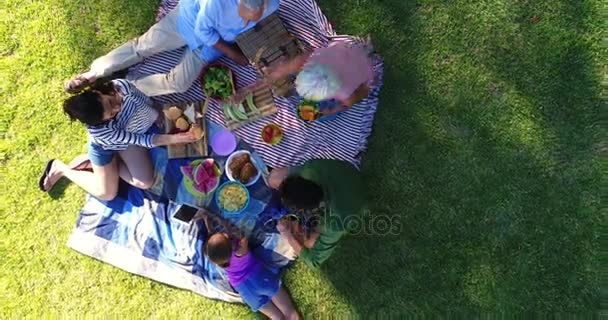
[223,83,277,130]
[163,102,208,159]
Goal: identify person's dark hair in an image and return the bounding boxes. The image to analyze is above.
[204,233,232,268]
[279,176,324,210]
[63,81,115,126]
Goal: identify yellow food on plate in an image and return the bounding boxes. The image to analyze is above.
[175,116,190,131]
[165,106,183,121]
[218,184,248,212]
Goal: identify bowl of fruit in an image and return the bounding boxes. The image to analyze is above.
[261,123,283,145]
[297,101,320,122]
[216,181,250,215]
[180,158,222,197]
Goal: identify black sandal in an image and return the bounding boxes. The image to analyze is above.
[38,159,55,192]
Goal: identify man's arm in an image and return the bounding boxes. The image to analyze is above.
[213,39,248,66]
[277,220,320,254]
[279,219,344,268]
[268,167,291,189]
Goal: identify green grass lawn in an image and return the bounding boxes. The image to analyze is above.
[0,0,603,317]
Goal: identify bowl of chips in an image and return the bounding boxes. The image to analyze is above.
[215,181,250,215]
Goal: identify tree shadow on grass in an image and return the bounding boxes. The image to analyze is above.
[315,0,602,315]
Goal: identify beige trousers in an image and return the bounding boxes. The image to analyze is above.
[89,8,207,96]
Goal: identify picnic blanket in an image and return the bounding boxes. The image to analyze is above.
[68,0,384,304]
[68,179,295,303]
[131,0,384,169]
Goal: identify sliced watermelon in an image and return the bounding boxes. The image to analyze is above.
[205,177,219,191]
[194,165,210,186]
[192,180,207,194]
[202,160,213,170]
[206,165,216,177]
[181,165,195,181]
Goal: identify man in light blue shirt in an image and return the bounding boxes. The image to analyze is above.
[178,0,279,63]
[64,0,280,97]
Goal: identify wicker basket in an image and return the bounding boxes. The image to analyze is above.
[236,12,303,97]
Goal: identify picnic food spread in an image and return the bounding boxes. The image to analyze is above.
[217,183,248,212]
[228,152,259,185]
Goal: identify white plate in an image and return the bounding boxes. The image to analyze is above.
[225,150,261,187]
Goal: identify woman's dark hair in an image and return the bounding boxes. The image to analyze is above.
[63,81,115,126]
[204,233,232,268]
[279,176,324,210]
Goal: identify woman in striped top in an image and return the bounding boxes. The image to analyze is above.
[39,79,198,201]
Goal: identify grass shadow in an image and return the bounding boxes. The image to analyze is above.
[313,0,602,315]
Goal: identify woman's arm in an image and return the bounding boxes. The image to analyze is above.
[262,51,312,82]
[91,128,198,149]
[235,237,249,256]
[338,83,371,108]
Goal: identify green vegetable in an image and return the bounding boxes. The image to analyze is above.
[222,105,232,121]
[232,103,248,121]
[224,104,239,121]
[245,93,259,114]
[204,67,233,98]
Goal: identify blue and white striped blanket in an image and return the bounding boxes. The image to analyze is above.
[133,0,384,169]
[68,0,384,303]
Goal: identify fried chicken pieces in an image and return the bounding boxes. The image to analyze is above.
[229,153,258,184]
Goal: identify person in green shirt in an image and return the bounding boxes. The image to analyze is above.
[268,160,366,268]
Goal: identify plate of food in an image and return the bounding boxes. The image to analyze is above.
[200,64,235,100]
[216,181,250,215]
[181,158,222,197]
[297,101,320,122]
[164,103,207,159]
[165,105,204,137]
[225,150,261,186]
[261,123,283,145]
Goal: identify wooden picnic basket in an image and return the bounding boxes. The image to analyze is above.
[236,12,304,97]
